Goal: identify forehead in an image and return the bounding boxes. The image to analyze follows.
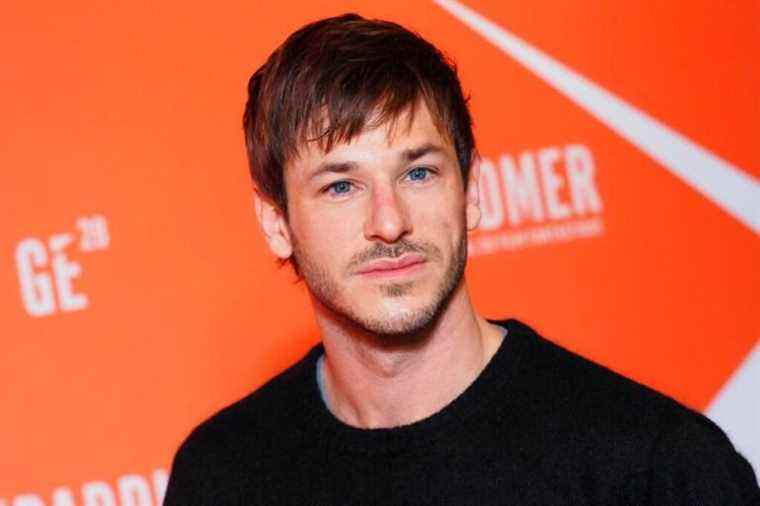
[289,103,455,177]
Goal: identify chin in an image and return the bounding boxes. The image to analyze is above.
[346,294,445,340]
[357,311,437,341]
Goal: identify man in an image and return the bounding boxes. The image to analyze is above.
[165,13,759,505]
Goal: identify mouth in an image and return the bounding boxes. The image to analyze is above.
[356,253,427,279]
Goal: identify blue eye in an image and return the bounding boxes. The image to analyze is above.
[328,180,353,195]
[408,167,430,181]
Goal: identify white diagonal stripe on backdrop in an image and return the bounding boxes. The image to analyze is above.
[707,341,760,476]
[434,0,760,235]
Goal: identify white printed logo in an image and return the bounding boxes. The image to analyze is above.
[15,215,110,317]
[1,468,167,506]
[471,143,604,256]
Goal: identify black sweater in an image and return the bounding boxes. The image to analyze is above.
[164,319,759,505]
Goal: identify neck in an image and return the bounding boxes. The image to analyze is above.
[313,282,504,429]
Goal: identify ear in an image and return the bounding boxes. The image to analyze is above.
[465,160,482,231]
[253,190,293,259]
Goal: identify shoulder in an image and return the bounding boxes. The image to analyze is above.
[502,319,759,501]
[505,318,707,434]
[163,344,323,504]
[645,413,760,503]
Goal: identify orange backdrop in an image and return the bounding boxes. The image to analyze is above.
[2,1,758,504]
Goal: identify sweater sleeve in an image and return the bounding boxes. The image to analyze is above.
[645,416,760,505]
[163,429,237,506]
[163,438,205,506]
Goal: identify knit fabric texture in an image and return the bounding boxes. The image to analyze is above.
[164,319,760,505]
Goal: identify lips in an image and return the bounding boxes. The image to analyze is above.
[356,253,426,277]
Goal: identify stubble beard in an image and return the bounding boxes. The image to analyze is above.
[292,231,468,342]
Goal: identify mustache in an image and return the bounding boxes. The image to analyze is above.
[347,239,442,271]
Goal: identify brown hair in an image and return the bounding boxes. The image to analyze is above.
[243,13,475,212]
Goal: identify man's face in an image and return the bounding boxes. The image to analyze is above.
[268,104,480,337]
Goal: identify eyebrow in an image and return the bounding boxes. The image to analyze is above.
[401,143,445,162]
[309,143,446,181]
[309,161,359,181]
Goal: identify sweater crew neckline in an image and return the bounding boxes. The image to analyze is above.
[293,319,528,455]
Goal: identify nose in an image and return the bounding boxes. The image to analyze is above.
[363,185,412,243]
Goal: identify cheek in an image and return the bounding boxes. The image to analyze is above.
[413,188,466,234]
[291,205,363,265]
